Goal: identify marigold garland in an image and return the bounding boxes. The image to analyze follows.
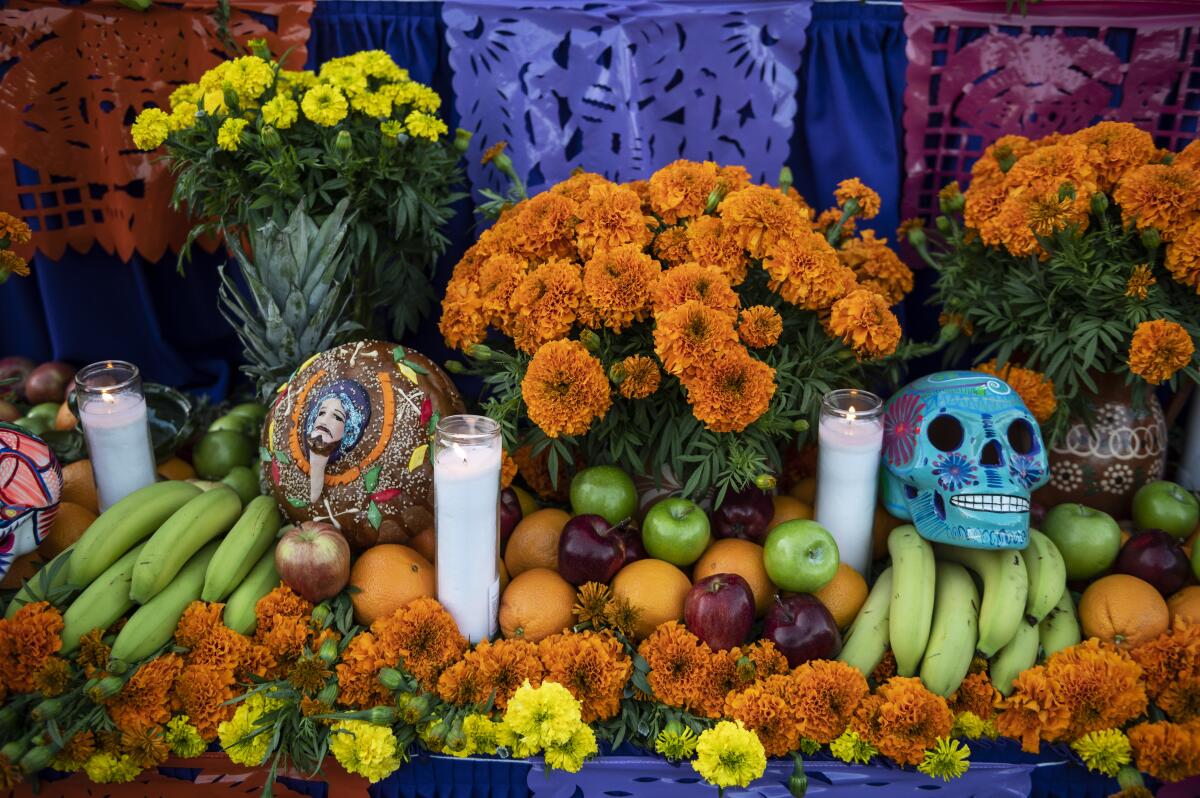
[851,677,953,767]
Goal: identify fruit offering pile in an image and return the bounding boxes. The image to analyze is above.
[0,356,77,435]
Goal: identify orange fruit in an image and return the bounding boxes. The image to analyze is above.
[693,538,776,616]
[611,558,691,640]
[349,544,435,626]
[767,495,813,532]
[504,508,569,578]
[789,476,817,505]
[53,401,77,431]
[157,457,196,481]
[40,501,96,558]
[498,567,575,642]
[0,552,42,590]
[813,562,870,629]
[1167,585,1200,629]
[409,527,437,565]
[1120,528,1132,548]
[872,506,906,560]
[1184,526,1197,559]
[499,558,510,593]
[1079,574,1169,649]
[60,460,99,515]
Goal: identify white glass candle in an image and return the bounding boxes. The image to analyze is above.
[76,361,157,511]
[434,415,501,643]
[815,389,884,575]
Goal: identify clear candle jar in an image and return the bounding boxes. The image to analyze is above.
[814,389,884,575]
[76,361,157,511]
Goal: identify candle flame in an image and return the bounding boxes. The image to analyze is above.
[101,391,115,404]
[451,442,467,461]
[847,405,857,421]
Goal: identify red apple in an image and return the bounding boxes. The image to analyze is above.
[763,594,842,667]
[712,486,774,543]
[275,521,351,603]
[557,513,627,586]
[684,573,755,650]
[500,487,523,547]
[1114,529,1192,596]
[0,356,34,401]
[617,524,647,566]
[24,362,75,405]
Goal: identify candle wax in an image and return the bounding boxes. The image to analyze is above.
[435,443,501,643]
[79,392,157,511]
[815,412,884,575]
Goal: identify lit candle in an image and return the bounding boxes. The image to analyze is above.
[815,389,884,575]
[76,361,157,511]
[434,415,501,643]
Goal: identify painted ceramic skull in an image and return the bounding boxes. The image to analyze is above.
[0,422,62,580]
[880,371,1049,549]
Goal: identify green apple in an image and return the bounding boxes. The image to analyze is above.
[570,465,638,526]
[227,402,268,423]
[12,415,49,435]
[1042,503,1122,580]
[1193,535,1200,582]
[193,430,254,480]
[642,498,711,566]
[1132,480,1200,540]
[762,520,839,593]
[25,402,60,421]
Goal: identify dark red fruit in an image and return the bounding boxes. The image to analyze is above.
[684,573,755,651]
[557,513,627,586]
[1114,529,1192,596]
[499,488,523,547]
[712,486,774,543]
[762,593,841,667]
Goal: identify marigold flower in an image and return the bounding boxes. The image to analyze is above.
[500,450,518,489]
[682,347,776,433]
[762,231,856,311]
[110,653,184,734]
[32,656,70,697]
[1127,720,1200,782]
[261,95,299,129]
[543,723,598,773]
[572,582,613,625]
[738,305,782,349]
[1157,675,1200,722]
[994,665,1069,753]
[602,596,641,639]
[638,621,711,713]
[1069,122,1157,191]
[581,244,661,332]
[439,278,488,352]
[653,262,740,319]
[551,171,610,204]
[724,678,802,756]
[445,638,545,710]
[1005,142,1098,197]
[691,720,767,790]
[719,184,811,259]
[918,737,970,781]
[951,711,991,740]
[330,720,403,783]
[837,231,913,306]
[972,135,1035,183]
[574,181,653,259]
[509,191,579,261]
[974,359,1057,423]
[372,597,468,692]
[789,660,870,744]
[173,664,238,741]
[1128,318,1195,385]
[830,728,878,764]
[131,107,170,150]
[287,654,333,695]
[0,250,27,279]
[165,716,207,758]
[538,631,632,723]
[949,671,1000,721]
[652,226,691,267]
[1131,620,1200,697]
[0,601,63,694]
[963,178,1013,235]
[503,680,583,750]
[987,178,1091,257]
[509,259,583,353]
[1072,728,1133,777]
[813,207,856,240]
[1165,219,1200,293]
[122,726,169,770]
[1114,163,1200,241]
[828,289,902,359]
[475,253,528,331]
[685,215,748,284]
[76,628,111,679]
[301,85,348,127]
[851,676,953,767]
[512,443,576,502]
[219,691,283,766]
[0,211,32,245]
[521,339,611,438]
[481,141,508,165]
[834,178,882,219]
[52,732,96,772]
[176,601,224,648]
[648,159,721,224]
[653,300,739,377]
[82,752,141,784]
[1122,264,1158,300]
[1044,639,1147,740]
[333,631,392,709]
[611,355,661,400]
[656,722,699,760]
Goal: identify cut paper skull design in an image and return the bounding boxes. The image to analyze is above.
[0,422,62,580]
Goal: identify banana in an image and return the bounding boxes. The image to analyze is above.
[111,541,220,666]
[6,547,73,619]
[68,481,202,587]
[837,567,893,677]
[60,544,143,653]
[988,619,1040,696]
[934,544,1028,657]
[201,495,282,602]
[1022,528,1066,624]
[888,526,937,676]
[919,562,980,698]
[130,485,242,603]
[1038,590,1081,660]
[222,549,280,635]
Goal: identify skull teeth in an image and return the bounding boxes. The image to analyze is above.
[948,494,1030,513]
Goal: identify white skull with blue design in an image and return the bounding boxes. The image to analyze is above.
[880,371,1049,549]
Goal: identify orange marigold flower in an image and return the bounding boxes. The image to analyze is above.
[1130,622,1200,698]
[439,277,488,353]
[1157,675,1200,722]
[77,629,111,679]
[1127,720,1200,782]
[963,178,1012,235]
[1070,122,1157,191]
[1128,319,1195,385]
[510,190,579,261]
[477,253,529,332]
[32,656,70,697]
[718,184,811,259]
[638,621,711,714]
[974,359,1057,423]
[1175,138,1200,169]
[538,631,632,722]
[437,658,487,707]
[694,646,756,717]
[718,164,753,194]
[837,230,913,306]
[685,215,748,285]
[897,217,925,239]
[851,676,952,766]
[582,243,661,332]
[58,731,96,768]
[0,211,31,245]
[239,643,279,682]
[0,251,29,278]
[1125,264,1157,300]
[790,660,870,744]
[813,207,856,240]
[372,597,468,692]
[500,450,518,489]
[648,160,721,224]
[785,186,814,218]
[828,289,902,359]
[1165,219,1200,293]
[1044,639,1147,740]
[653,226,692,267]
[481,140,507,166]
[627,179,653,212]
[1114,164,1200,241]
[682,347,776,433]
[762,231,856,311]
[744,640,790,680]
[512,443,576,502]
[1005,142,1098,197]
[611,355,661,400]
[574,181,654,259]
[521,339,611,438]
[0,601,63,694]
[738,305,782,349]
[971,135,1035,183]
[653,262,740,318]
[122,726,169,769]
[252,586,312,662]
[653,299,739,376]
[110,653,184,734]
[509,259,583,354]
[551,171,610,204]
[724,677,802,757]
[288,654,333,695]
[994,665,1069,753]
[871,650,898,683]
[176,601,224,649]
[987,178,1091,257]
[173,664,237,741]
[950,672,1000,721]
[443,638,544,710]
[834,178,881,219]
[334,631,390,709]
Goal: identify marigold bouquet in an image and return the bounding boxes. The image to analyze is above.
[912,123,1200,437]
[0,211,32,284]
[440,160,919,499]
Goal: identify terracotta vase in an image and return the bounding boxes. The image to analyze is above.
[1034,372,1167,519]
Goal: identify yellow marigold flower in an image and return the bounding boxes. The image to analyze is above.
[648,159,721,224]
[762,231,856,311]
[692,720,767,790]
[611,355,661,400]
[261,95,298,129]
[1072,729,1132,777]
[1128,318,1195,385]
[82,753,141,784]
[1165,219,1200,292]
[167,101,198,132]
[951,711,988,740]
[318,61,368,97]
[393,82,442,113]
[685,215,748,285]
[582,244,661,332]
[521,339,611,438]
[1070,122,1157,191]
[169,83,203,110]
[301,85,348,127]
[1114,163,1200,241]
[837,230,913,306]
[738,305,782,348]
[575,181,654,259]
[216,118,249,152]
[503,680,583,751]
[278,69,318,93]
[329,720,403,783]
[828,288,902,359]
[380,119,403,137]
[405,110,448,141]
[653,262,739,318]
[223,56,274,104]
[131,107,171,150]
[350,90,394,119]
[653,300,740,376]
[165,716,207,758]
[682,347,776,433]
[655,722,699,760]
[1125,264,1157,300]
[834,177,882,219]
[544,723,597,773]
[830,729,878,764]
[509,259,583,353]
[718,184,810,259]
[918,737,970,781]
[974,359,1057,423]
[218,692,282,766]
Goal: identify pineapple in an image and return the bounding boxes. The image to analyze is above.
[220,199,358,400]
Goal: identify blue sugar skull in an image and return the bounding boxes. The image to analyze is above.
[880,371,1049,549]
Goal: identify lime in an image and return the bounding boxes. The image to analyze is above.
[26,402,61,421]
[208,413,257,436]
[193,430,254,479]
[13,416,49,435]
[221,465,263,505]
[227,402,268,423]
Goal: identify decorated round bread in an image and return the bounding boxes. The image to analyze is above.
[261,341,464,550]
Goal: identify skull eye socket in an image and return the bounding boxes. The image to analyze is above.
[1007,418,1037,455]
[927,414,964,452]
